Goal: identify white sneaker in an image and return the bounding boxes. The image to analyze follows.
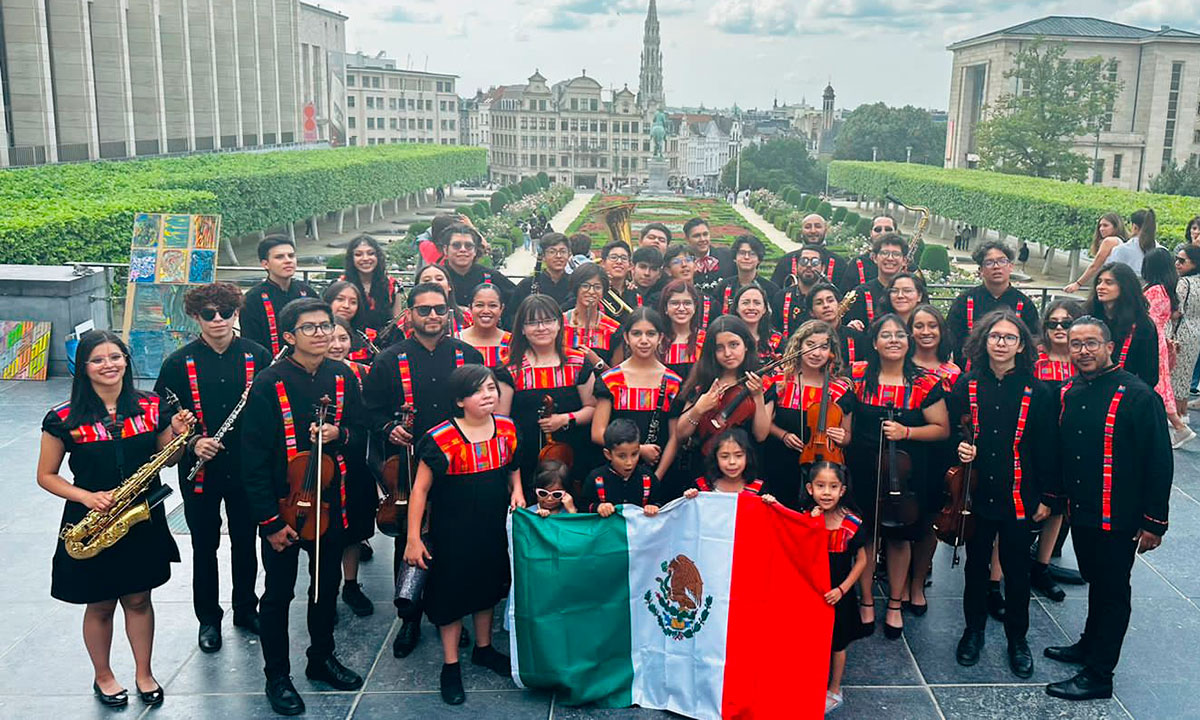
[1188,396,1200,411]
[1172,426,1196,449]
[825,691,844,714]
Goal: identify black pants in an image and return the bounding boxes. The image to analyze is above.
[1073,526,1137,680]
[259,532,343,680]
[964,515,1033,641]
[182,483,258,625]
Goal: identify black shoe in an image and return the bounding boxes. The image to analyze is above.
[198,623,222,653]
[1044,641,1087,665]
[1031,563,1066,602]
[92,681,128,707]
[342,581,374,617]
[392,618,421,658]
[1048,564,1085,585]
[460,625,471,648]
[956,629,985,667]
[136,681,164,706]
[903,599,928,617]
[359,541,374,562]
[1008,639,1034,678]
[471,644,512,677]
[440,662,466,705]
[233,611,261,636]
[1046,670,1112,701]
[265,676,305,716]
[306,656,363,691]
[883,598,904,640]
[858,599,876,637]
[987,588,1007,622]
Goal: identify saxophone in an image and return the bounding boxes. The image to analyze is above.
[60,419,193,560]
[885,194,930,280]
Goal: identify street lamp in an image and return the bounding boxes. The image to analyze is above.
[872,146,878,162]
[906,146,912,163]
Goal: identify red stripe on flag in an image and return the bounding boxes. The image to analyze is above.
[722,497,832,719]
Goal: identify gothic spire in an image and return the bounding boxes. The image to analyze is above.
[637,0,664,111]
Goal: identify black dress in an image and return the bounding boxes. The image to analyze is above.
[847,362,945,541]
[43,395,181,604]
[341,361,377,545]
[496,349,595,494]
[765,376,857,510]
[593,365,683,456]
[416,416,518,626]
[828,511,868,652]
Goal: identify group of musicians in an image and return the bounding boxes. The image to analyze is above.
[37,211,1172,714]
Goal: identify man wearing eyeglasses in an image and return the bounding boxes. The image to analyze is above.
[362,284,505,660]
[946,240,1042,361]
[241,235,316,356]
[712,235,780,315]
[1045,316,1171,701]
[838,214,898,293]
[155,283,273,654]
[771,245,825,337]
[439,223,516,313]
[769,213,844,290]
[241,297,368,715]
[844,234,909,331]
[507,233,573,324]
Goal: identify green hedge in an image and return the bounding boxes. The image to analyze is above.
[0,144,486,264]
[827,161,1198,249]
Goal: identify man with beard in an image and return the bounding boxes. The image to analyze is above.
[843,234,908,331]
[440,223,516,312]
[770,214,844,289]
[684,217,735,297]
[771,245,826,338]
[1045,317,1171,701]
[839,214,898,293]
[362,284,506,659]
[946,241,1041,361]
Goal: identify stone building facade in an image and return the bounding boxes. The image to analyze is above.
[343,53,460,147]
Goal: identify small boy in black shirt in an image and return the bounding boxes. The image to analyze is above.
[583,419,665,516]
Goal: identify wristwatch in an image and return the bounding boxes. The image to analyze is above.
[566,413,577,429]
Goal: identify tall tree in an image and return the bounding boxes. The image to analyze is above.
[976,40,1121,182]
[1150,162,1200,198]
[720,138,824,192]
[832,103,946,165]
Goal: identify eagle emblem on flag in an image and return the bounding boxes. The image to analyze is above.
[644,554,714,640]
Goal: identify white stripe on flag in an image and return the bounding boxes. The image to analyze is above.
[505,510,525,689]
[626,493,738,720]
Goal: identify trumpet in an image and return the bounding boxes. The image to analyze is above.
[601,288,634,319]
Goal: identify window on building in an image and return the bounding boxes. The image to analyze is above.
[349,135,357,145]
[347,75,356,87]
[348,117,356,129]
[1092,158,1105,184]
[348,96,356,108]
[1113,153,1123,178]
[561,120,568,131]
[372,76,381,88]
[436,81,444,92]
[407,98,415,110]
[441,120,448,130]
[409,119,416,129]
[367,118,375,129]
[632,122,639,134]
[570,119,579,131]
[1162,61,1185,171]
[390,118,398,130]
[539,100,546,111]
[1102,60,1118,131]
[389,98,397,111]
[449,101,455,111]
[622,121,630,133]
[1194,129,1200,144]
[590,99,598,112]
[449,119,455,130]
[549,156,556,167]
[389,78,399,90]
[427,99,434,111]
[600,121,607,132]
[561,155,570,167]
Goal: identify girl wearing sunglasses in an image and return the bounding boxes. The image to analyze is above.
[532,461,577,517]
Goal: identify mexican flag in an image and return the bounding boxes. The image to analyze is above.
[506,492,833,720]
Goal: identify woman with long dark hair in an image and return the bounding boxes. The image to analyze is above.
[1187,216,1200,246]
[499,295,597,493]
[806,282,867,364]
[322,281,374,362]
[1171,245,1200,421]
[847,314,950,640]
[658,279,705,380]
[881,272,928,325]
[37,331,192,707]
[563,263,622,366]
[457,283,511,368]
[1035,298,1086,387]
[667,315,772,498]
[1087,262,1159,387]
[1065,213,1127,294]
[1109,208,1161,276]
[733,283,782,361]
[342,235,402,331]
[1142,247,1192,444]
[765,320,855,509]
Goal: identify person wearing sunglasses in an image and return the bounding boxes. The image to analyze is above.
[1171,245,1200,418]
[531,461,577,517]
[362,283,501,660]
[838,214,898,293]
[771,244,826,338]
[241,235,316,356]
[438,223,516,315]
[240,297,369,715]
[945,240,1042,362]
[770,214,843,289]
[153,282,273,655]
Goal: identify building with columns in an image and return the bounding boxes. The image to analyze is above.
[0,0,346,167]
[946,16,1200,190]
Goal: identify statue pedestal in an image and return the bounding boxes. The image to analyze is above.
[646,158,670,196]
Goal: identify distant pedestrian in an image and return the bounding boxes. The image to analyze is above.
[1017,240,1030,271]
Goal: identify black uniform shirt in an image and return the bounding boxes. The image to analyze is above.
[1058,366,1171,536]
[154,336,272,490]
[241,278,316,355]
[447,263,517,310]
[770,247,846,289]
[843,279,889,329]
[945,285,1041,361]
[581,462,667,511]
[839,254,878,294]
[506,271,571,326]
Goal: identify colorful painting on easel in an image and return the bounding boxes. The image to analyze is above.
[123,213,221,378]
[0,321,52,381]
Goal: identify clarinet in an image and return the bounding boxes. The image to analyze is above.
[644,372,671,447]
[185,345,289,483]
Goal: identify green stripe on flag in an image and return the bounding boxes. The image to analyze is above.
[510,507,634,707]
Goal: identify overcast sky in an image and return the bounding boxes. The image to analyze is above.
[317,0,1197,112]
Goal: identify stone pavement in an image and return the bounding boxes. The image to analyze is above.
[498,191,597,279]
[3,376,1200,719]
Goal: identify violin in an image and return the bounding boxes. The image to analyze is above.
[697,384,758,456]
[280,395,336,599]
[934,414,978,567]
[538,395,574,468]
[799,367,845,465]
[878,407,919,529]
[376,404,414,537]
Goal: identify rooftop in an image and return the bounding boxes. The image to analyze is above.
[950,15,1200,49]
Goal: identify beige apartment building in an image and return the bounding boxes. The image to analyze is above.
[342,53,459,147]
[946,16,1200,190]
[0,0,346,167]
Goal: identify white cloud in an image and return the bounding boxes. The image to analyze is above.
[1114,0,1198,27]
[707,0,799,35]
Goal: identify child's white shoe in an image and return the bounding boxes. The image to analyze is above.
[825,690,844,714]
